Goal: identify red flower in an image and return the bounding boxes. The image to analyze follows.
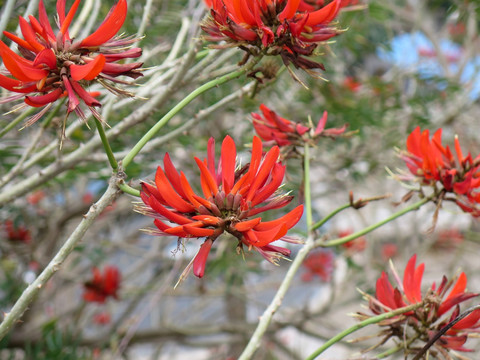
[380,242,398,261]
[301,249,334,282]
[138,135,304,278]
[201,0,342,72]
[93,312,111,325]
[338,229,366,254]
[343,76,361,92]
[4,220,31,244]
[367,255,480,353]
[0,0,142,126]
[432,228,464,251]
[251,104,347,148]
[402,127,480,217]
[83,266,121,303]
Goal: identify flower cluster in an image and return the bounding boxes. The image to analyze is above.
[83,266,121,303]
[0,0,142,126]
[363,255,480,355]
[251,104,347,149]
[138,135,303,279]
[402,127,480,216]
[201,0,342,72]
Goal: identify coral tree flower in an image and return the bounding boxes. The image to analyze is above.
[251,104,347,148]
[338,229,366,254]
[0,0,142,126]
[402,127,480,217]
[3,220,31,244]
[365,254,480,354]
[83,266,121,303]
[202,0,342,72]
[139,135,304,278]
[301,249,334,282]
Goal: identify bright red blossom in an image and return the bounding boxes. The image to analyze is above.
[252,104,347,148]
[139,135,304,278]
[367,255,480,354]
[403,127,480,217]
[0,0,142,126]
[201,0,342,72]
[83,266,121,303]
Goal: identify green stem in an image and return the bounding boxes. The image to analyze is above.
[376,335,419,359]
[0,107,35,138]
[305,302,424,360]
[121,59,260,169]
[304,143,313,232]
[117,182,141,197]
[312,203,351,231]
[320,197,429,247]
[94,118,118,170]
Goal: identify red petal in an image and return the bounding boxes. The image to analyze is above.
[183,224,215,237]
[246,145,280,203]
[80,0,127,47]
[246,224,287,247]
[69,79,101,107]
[24,88,63,107]
[70,54,106,81]
[163,153,187,199]
[305,0,340,26]
[3,31,36,52]
[0,41,47,81]
[376,272,397,310]
[62,76,80,112]
[403,255,424,304]
[254,205,303,231]
[145,194,192,225]
[221,135,236,194]
[155,166,195,213]
[233,217,261,232]
[179,172,203,208]
[193,238,213,278]
[446,272,467,302]
[195,157,219,198]
[38,0,55,40]
[33,48,57,69]
[278,0,301,21]
[0,73,36,93]
[60,0,81,35]
[19,16,45,52]
[250,163,285,206]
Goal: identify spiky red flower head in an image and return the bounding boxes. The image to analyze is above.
[138,135,304,279]
[0,0,142,126]
[251,104,346,148]
[365,255,480,354]
[402,127,480,217]
[201,0,342,73]
[83,265,121,303]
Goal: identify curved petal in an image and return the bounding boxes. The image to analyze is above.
[24,88,63,107]
[70,54,106,81]
[80,0,127,47]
